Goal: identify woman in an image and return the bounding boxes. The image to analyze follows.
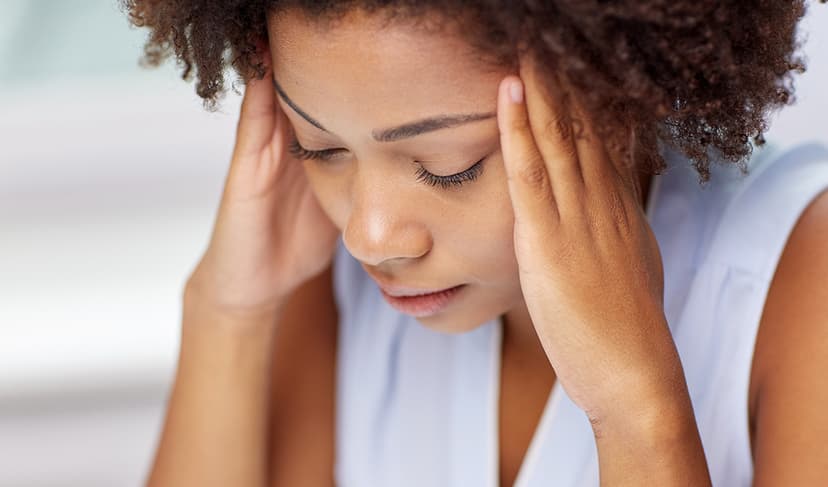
[125,1,828,485]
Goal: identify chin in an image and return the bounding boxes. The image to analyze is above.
[413,309,498,335]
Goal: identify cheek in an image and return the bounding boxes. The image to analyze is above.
[302,161,351,231]
[481,177,520,276]
[446,157,519,277]
[476,156,516,251]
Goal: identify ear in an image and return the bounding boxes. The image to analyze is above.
[254,34,272,69]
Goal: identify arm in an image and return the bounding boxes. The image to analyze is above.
[146,264,338,487]
[495,64,711,485]
[594,189,828,485]
[145,49,340,486]
[145,284,282,487]
[591,376,710,486]
[267,266,337,486]
[750,189,828,485]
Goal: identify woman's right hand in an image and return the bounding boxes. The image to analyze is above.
[185,49,340,318]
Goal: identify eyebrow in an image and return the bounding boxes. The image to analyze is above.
[272,77,495,143]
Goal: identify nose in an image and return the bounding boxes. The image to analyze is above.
[342,177,432,267]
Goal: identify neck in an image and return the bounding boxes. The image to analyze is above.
[501,301,552,373]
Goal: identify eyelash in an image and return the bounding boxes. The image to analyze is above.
[287,138,485,189]
[413,159,484,189]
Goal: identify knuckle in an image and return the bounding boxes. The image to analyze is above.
[571,117,589,141]
[542,114,572,141]
[591,190,631,236]
[606,189,628,218]
[559,143,579,163]
[510,112,532,133]
[516,159,551,190]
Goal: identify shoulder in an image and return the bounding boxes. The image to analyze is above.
[749,185,828,483]
[703,141,828,277]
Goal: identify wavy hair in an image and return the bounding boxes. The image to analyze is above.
[123,0,819,181]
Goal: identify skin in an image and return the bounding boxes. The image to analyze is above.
[268,13,562,484]
[497,65,709,482]
[267,7,711,485]
[268,8,646,344]
[269,10,528,338]
[145,5,828,487]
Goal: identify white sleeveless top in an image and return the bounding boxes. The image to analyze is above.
[331,140,828,487]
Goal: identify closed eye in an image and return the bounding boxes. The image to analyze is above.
[288,139,345,161]
[414,159,485,189]
[287,138,486,189]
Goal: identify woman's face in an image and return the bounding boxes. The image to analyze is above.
[267,9,525,333]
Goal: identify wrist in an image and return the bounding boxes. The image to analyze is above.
[590,393,711,486]
[587,355,694,439]
[183,256,298,318]
[182,281,285,335]
[591,391,696,442]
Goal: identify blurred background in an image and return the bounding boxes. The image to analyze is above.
[0,1,826,486]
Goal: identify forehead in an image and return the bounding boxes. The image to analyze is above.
[266,8,508,134]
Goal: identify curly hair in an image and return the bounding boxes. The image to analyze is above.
[122,0,821,182]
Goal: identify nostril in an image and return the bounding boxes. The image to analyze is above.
[342,221,432,267]
[343,188,433,265]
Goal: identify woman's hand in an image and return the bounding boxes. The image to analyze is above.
[497,58,712,484]
[496,58,688,425]
[186,46,339,318]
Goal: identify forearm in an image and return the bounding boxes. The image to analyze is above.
[592,380,711,486]
[146,289,282,487]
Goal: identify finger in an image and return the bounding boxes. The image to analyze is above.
[568,95,640,227]
[573,94,652,240]
[497,75,560,227]
[568,94,627,191]
[519,55,584,206]
[234,47,278,159]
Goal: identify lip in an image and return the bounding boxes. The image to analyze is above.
[379,284,465,318]
[378,283,458,298]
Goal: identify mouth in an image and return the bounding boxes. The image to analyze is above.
[378,283,466,318]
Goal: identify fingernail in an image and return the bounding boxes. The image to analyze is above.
[509,80,524,104]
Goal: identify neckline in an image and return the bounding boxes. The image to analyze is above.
[488,170,664,487]
[489,319,564,487]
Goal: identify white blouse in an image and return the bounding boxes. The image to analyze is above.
[331,139,828,486]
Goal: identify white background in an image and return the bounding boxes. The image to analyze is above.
[1,1,826,486]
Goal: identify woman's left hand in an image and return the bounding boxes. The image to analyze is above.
[496,57,689,428]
